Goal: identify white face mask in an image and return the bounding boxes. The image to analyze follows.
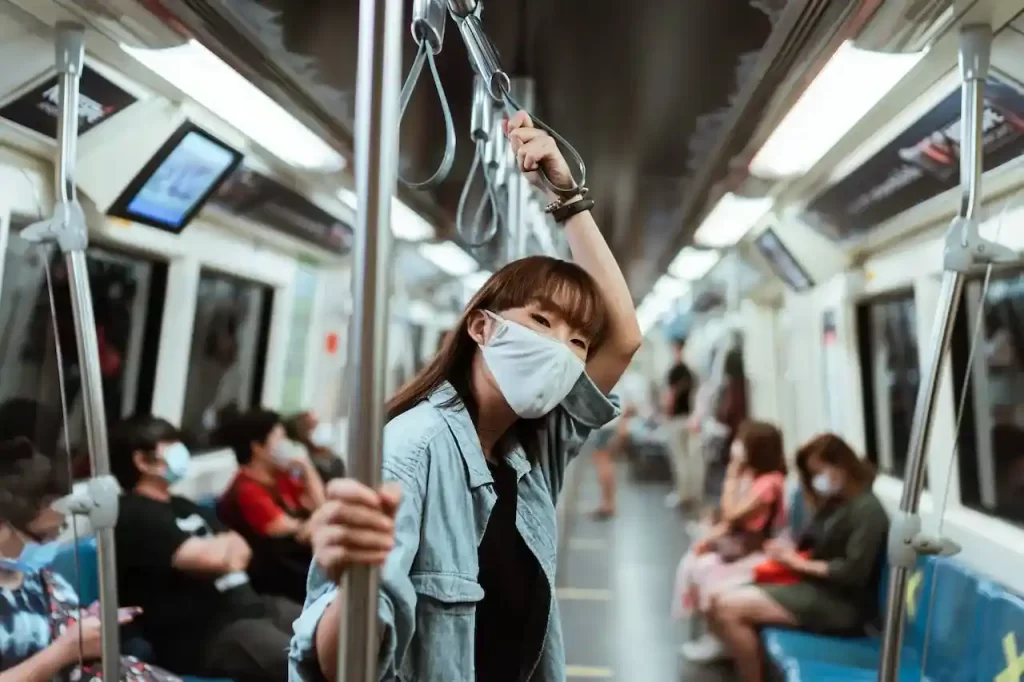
[812,473,835,496]
[479,311,586,419]
[310,423,334,448]
[271,439,304,466]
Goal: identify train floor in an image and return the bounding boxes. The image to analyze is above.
[557,461,737,682]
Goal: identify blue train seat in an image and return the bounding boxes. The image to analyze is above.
[975,583,1024,682]
[762,556,1002,682]
[762,555,936,675]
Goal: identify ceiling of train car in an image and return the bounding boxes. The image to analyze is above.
[207,0,775,297]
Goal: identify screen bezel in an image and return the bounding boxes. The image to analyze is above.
[753,227,815,293]
[107,121,244,233]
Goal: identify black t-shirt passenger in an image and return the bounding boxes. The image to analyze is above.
[474,460,549,682]
[114,493,266,673]
[667,362,693,416]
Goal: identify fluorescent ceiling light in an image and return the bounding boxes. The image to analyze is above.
[668,248,720,280]
[462,270,493,292]
[749,41,925,179]
[418,242,478,276]
[122,40,345,171]
[635,275,689,334]
[694,194,773,248]
[337,189,435,242]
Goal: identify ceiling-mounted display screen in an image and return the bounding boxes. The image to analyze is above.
[0,65,136,139]
[802,74,1024,242]
[753,228,814,292]
[211,167,353,253]
[108,122,243,232]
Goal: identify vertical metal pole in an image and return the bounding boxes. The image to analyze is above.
[877,25,989,682]
[504,77,535,262]
[339,0,404,679]
[53,23,121,679]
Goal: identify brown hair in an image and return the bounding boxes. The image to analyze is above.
[796,433,875,503]
[736,420,786,477]
[386,256,608,459]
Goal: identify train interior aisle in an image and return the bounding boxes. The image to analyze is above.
[556,460,732,682]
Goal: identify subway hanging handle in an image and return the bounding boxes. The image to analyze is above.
[452,8,587,198]
[398,0,456,190]
[456,76,501,246]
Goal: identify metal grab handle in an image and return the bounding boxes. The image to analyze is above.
[454,12,587,198]
[456,141,500,246]
[877,24,996,682]
[398,41,457,190]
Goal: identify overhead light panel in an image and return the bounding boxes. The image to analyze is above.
[418,242,478,277]
[122,40,345,172]
[636,275,688,334]
[749,41,925,179]
[337,189,435,242]
[694,194,773,248]
[668,247,720,280]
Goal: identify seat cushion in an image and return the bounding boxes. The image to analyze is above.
[762,628,883,668]
[777,659,931,682]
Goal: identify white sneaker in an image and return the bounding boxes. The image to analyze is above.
[665,492,681,508]
[681,633,727,663]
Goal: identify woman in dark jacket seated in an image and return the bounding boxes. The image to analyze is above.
[706,433,889,682]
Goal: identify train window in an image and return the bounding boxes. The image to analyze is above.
[0,216,165,479]
[280,264,317,413]
[952,271,1024,525]
[856,291,921,480]
[180,269,273,451]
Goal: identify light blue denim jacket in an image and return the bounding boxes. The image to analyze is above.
[289,373,618,681]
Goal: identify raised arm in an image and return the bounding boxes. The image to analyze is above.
[506,112,642,394]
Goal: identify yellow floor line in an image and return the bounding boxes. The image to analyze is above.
[556,587,613,601]
[566,665,614,678]
[568,537,607,551]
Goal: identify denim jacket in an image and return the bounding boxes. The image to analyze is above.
[289,373,618,681]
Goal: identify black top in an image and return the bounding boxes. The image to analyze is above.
[667,362,694,416]
[475,460,549,682]
[114,493,265,673]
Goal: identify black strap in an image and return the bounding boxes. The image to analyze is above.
[552,198,595,224]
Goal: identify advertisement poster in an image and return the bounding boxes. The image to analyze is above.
[802,75,1024,242]
[0,65,136,138]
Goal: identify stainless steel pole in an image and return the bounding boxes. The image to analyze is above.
[877,24,990,682]
[504,77,535,262]
[54,23,121,678]
[338,0,404,679]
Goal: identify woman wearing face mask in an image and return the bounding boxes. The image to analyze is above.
[288,110,640,682]
[0,437,178,681]
[285,411,346,484]
[705,434,889,682]
[672,421,787,663]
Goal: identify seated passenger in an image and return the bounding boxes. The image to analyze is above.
[285,410,346,483]
[673,420,786,662]
[109,414,300,682]
[706,433,889,682]
[288,111,640,681]
[218,408,325,603]
[0,437,179,681]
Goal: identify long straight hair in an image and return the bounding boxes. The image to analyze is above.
[386,256,608,459]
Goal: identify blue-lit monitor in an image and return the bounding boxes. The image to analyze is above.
[108,122,243,232]
[753,227,814,292]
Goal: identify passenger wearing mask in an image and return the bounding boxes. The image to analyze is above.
[705,434,888,682]
[0,437,179,681]
[218,409,327,603]
[289,110,641,682]
[284,411,346,483]
[110,415,300,682]
[673,421,787,662]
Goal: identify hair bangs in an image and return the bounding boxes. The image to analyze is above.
[477,256,608,347]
